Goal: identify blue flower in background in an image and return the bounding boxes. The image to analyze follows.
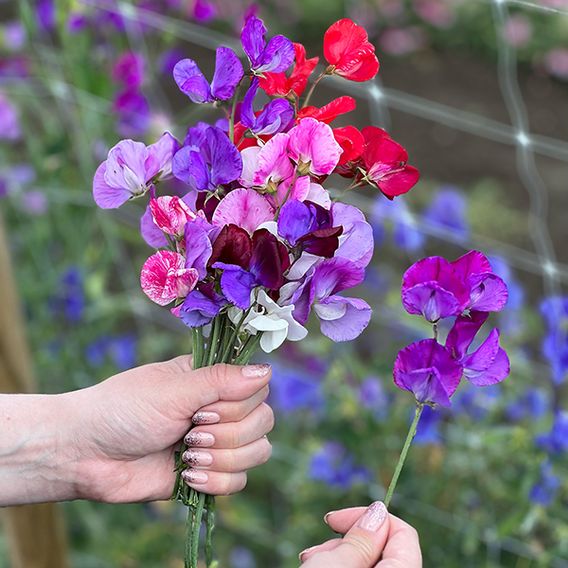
[490,256,525,337]
[540,297,568,385]
[229,547,256,568]
[530,461,560,506]
[422,186,469,241]
[86,335,137,371]
[269,363,323,414]
[506,388,549,422]
[60,267,85,323]
[309,442,372,489]
[415,405,443,445]
[358,376,390,421]
[371,198,425,252]
[451,384,502,420]
[535,411,568,455]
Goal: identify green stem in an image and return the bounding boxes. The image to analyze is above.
[220,310,249,362]
[302,71,327,107]
[235,333,263,364]
[205,494,216,567]
[207,316,222,366]
[190,492,206,568]
[384,404,424,508]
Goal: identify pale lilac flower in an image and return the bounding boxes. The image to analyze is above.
[0,93,21,140]
[543,49,568,80]
[503,14,533,48]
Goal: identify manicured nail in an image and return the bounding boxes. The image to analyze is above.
[192,411,221,425]
[184,431,215,447]
[182,449,213,467]
[181,469,208,485]
[242,364,271,378]
[323,510,338,525]
[358,501,388,532]
[298,545,318,562]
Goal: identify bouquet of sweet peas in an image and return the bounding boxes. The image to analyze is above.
[92,14,421,568]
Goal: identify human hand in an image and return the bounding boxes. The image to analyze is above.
[59,357,273,503]
[299,502,422,567]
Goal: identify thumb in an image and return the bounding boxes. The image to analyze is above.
[331,502,390,568]
[169,362,272,414]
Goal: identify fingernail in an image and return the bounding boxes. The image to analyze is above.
[192,411,221,425]
[182,449,213,467]
[298,545,318,562]
[184,431,215,447]
[242,364,271,378]
[323,510,337,525]
[358,501,388,532]
[181,469,208,485]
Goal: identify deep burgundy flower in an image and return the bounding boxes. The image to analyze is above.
[323,18,380,82]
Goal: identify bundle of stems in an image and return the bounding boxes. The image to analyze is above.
[170,313,261,568]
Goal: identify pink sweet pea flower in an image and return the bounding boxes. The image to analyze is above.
[149,195,196,237]
[287,118,343,176]
[93,132,179,209]
[140,250,198,306]
[212,188,275,234]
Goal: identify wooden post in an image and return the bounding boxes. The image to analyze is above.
[0,212,70,568]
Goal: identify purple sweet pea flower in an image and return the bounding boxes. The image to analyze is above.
[192,0,217,22]
[393,339,463,407]
[282,257,372,342]
[93,132,179,209]
[309,442,372,489]
[530,461,560,507]
[173,125,242,191]
[372,198,425,253]
[37,0,55,31]
[113,89,150,137]
[536,411,568,455]
[540,296,568,385]
[241,14,294,74]
[173,46,243,104]
[0,93,21,140]
[241,78,294,135]
[179,283,227,327]
[402,251,508,323]
[112,52,145,89]
[446,312,510,387]
[422,187,469,241]
[332,202,374,269]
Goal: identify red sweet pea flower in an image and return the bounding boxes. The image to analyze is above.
[360,126,420,198]
[297,96,356,124]
[259,43,319,98]
[333,125,365,166]
[323,18,380,82]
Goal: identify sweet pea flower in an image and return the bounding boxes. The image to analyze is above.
[446,312,510,387]
[212,188,274,234]
[282,257,372,342]
[113,90,150,137]
[323,18,379,82]
[530,461,560,507]
[112,51,145,89]
[393,339,463,407]
[402,251,508,322]
[259,43,318,98]
[93,132,179,209]
[140,250,198,306]
[241,14,294,74]
[422,187,469,241]
[333,125,365,166]
[173,46,243,104]
[536,412,568,455]
[149,195,196,237]
[0,93,21,140]
[173,125,242,191]
[179,283,227,328]
[297,96,357,125]
[360,126,420,198]
[192,0,217,22]
[287,118,343,176]
[240,78,295,136]
[229,290,307,353]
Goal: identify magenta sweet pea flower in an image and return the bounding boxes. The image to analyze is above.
[288,118,343,176]
[173,46,243,104]
[401,256,470,323]
[241,14,294,74]
[93,132,179,209]
[149,195,196,238]
[173,125,242,192]
[0,92,21,140]
[393,339,463,407]
[112,52,145,89]
[140,250,199,306]
[241,78,295,136]
[211,188,274,234]
[446,312,510,386]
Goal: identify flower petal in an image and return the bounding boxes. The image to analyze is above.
[173,58,212,103]
[210,46,244,101]
[212,188,274,234]
[315,296,371,341]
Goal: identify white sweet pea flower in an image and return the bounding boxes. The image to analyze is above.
[229,290,307,353]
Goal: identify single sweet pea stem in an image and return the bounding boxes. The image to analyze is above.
[302,70,327,107]
[229,82,244,143]
[384,403,424,508]
[205,494,216,567]
[433,323,439,342]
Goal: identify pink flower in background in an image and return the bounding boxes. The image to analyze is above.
[149,196,196,237]
[191,0,217,23]
[112,52,145,89]
[0,92,21,140]
[503,15,533,48]
[376,0,404,20]
[379,27,427,56]
[543,49,568,80]
[413,0,456,29]
[21,190,48,215]
[141,250,198,306]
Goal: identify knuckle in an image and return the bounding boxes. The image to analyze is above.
[206,363,231,387]
[343,534,376,563]
[224,449,236,473]
[260,439,272,464]
[261,385,270,401]
[261,403,275,433]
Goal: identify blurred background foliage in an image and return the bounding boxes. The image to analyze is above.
[1,0,568,566]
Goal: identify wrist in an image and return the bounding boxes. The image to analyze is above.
[0,393,82,505]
